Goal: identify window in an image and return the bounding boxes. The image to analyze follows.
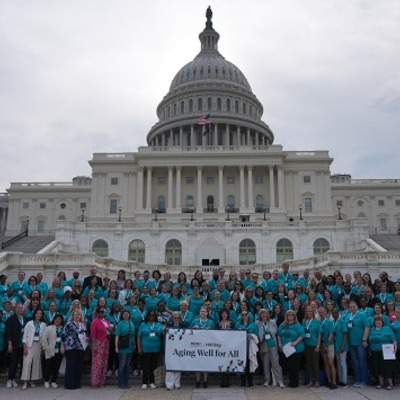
[39,202,46,209]
[110,199,118,214]
[235,100,239,113]
[198,98,203,111]
[111,177,119,185]
[165,239,182,266]
[336,200,343,207]
[239,239,256,265]
[226,99,231,111]
[397,217,400,228]
[173,103,177,115]
[189,99,193,112]
[303,176,311,184]
[92,239,109,257]
[23,202,29,209]
[186,196,194,208]
[207,97,212,110]
[357,212,366,218]
[180,101,184,114]
[227,176,235,184]
[227,195,235,211]
[378,200,385,206]
[276,239,293,262]
[357,200,364,207]
[255,195,264,211]
[186,176,194,185]
[206,176,214,184]
[255,176,263,184]
[37,220,45,233]
[304,198,312,213]
[313,238,330,255]
[21,220,29,231]
[217,98,222,111]
[157,196,166,212]
[58,215,66,220]
[128,239,145,263]
[396,200,400,206]
[380,218,387,231]
[60,203,66,209]
[158,177,166,185]
[80,202,87,210]
[242,102,246,114]
[207,195,214,211]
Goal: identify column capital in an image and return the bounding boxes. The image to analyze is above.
[197,166,203,172]
[239,165,245,171]
[175,166,182,172]
[247,165,253,171]
[146,166,153,172]
[138,166,144,173]
[168,166,174,172]
[218,165,224,172]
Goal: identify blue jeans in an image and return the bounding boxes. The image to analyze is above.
[118,352,132,388]
[350,345,368,384]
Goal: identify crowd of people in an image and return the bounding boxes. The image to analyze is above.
[0,264,400,391]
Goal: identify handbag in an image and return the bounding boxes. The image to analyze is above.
[118,323,131,349]
[258,341,269,355]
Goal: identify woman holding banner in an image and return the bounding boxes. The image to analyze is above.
[256,309,284,388]
[218,308,234,387]
[235,309,259,387]
[277,310,305,388]
[190,307,215,388]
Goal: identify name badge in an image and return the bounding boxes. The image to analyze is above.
[265,334,271,340]
[34,337,39,342]
[347,322,353,329]
[305,333,311,338]
[18,290,22,295]
[150,332,156,337]
[56,337,61,343]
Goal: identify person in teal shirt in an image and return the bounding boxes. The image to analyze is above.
[146,287,161,312]
[369,303,390,327]
[137,311,164,389]
[0,310,5,367]
[302,306,322,387]
[369,316,397,389]
[179,301,194,328]
[277,310,305,388]
[332,308,348,387]
[115,310,135,389]
[188,286,204,316]
[390,308,400,347]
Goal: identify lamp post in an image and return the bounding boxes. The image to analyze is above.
[263,207,267,221]
[338,205,342,220]
[154,208,158,221]
[299,205,303,221]
[118,206,122,222]
[225,206,230,221]
[190,206,194,221]
[80,207,85,222]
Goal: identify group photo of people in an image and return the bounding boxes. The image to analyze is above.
[0,263,400,392]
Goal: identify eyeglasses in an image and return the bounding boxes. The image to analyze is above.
[242,313,248,316]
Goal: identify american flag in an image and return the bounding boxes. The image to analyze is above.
[198,114,211,125]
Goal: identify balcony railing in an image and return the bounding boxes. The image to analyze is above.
[182,207,196,213]
[203,206,217,213]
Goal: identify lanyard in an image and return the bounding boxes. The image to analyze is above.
[306,320,312,331]
[349,312,358,321]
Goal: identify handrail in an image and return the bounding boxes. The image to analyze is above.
[1,229,28,250]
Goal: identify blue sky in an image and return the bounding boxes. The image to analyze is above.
[0,0,399,192]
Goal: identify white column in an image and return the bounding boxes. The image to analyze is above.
[277,166,286,210]
[176,167,182,211]
[214,124,218,146]
[179,127,183,146]
[218,166,224,212]
[197,166,203,212]
[136,167,144,211]
[225,124,230,146]
[236,126,240,145]
[239,166,245,209]
[170,129,173,146]
[161,133,165,147]
[190,125,195,146]
[247,129,251,145]
[255,132,259,145]
[247,166,254,211]
[269,166,276,210]
[127,172,136,214]
[167,166,174,212]
[145,167,152,212]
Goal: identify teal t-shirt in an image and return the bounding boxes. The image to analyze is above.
[137,322,163,353]
[146,296,161,312]
[277,322,305,353]
[188,296,204,316]
[302,319,322,347]
[235,321,259,336]
[167,297,183,312]
[320,318,335,343]
[344,311,369,346]
[180,311,194,328]
[259,321,277,347]
[115,320,135,353]
[333,318,349,353]
[368,326,396,351]
[391,320,400,344]
[369,314,390,327]
[190,318,215,330]
[131,309,146,331]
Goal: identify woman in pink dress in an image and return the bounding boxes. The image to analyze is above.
[90,307,111,388]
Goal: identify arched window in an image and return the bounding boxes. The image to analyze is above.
[173,103,177,115]
[217,98,222,111]
[276,238,293,262]
[58,215,66,220]
[242,102,246,114]
[180,101,184,114]
[256,195,264,211]
[92,239,109,257]
[128,239,145,263]
[227,195,235,211]
[157,196,166,212]
[165,239,182,266]
[186,195,194,208]
[313,238,330,255]
[207,195,214,212]
[207,97,212,110]
[198,98,202,111]
[189,99,193,112]
[239,239,256,265]
[226,99,231,111]
[235,100,239,113]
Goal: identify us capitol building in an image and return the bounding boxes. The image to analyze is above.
[1,9,400,277]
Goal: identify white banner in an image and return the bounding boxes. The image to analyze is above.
[165,328,247,373]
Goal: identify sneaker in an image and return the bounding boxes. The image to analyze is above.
[22,382,28,390]
[353,382,361,388]
[338,382,347,387]
[44,382,50,389]
[51,382,58,388]
[203,382,208,389]
[195,382,201,389]
[387,384,393,390]
[358,383,366,388]
[263,381,270,387]
[29,382,36,388]
[133,369,139,376]
[279,383,285,389]
[175,385,181,389]
[329,383,337,390]
[149,383,156,389]
[6,380,13,389]
[12,380,18,388]
[141,384,147,390]
[106,370,113,377]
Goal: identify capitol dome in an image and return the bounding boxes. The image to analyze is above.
[147,7,274,148]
